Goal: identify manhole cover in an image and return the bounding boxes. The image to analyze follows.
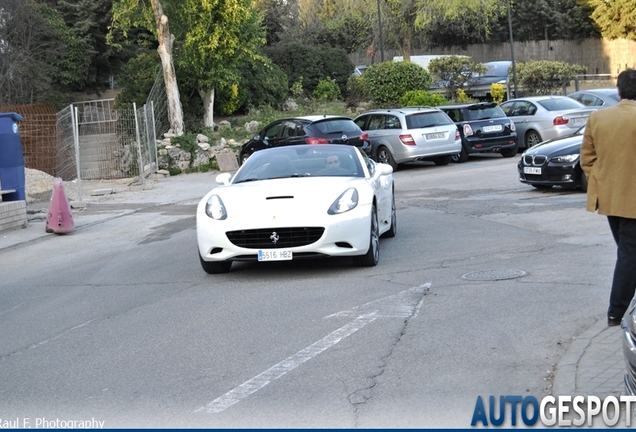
[461,270,527,281]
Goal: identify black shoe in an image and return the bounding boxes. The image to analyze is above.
[608,316,622,326]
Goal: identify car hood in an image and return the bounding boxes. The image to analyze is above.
[523,133,583,156]
[202,176,369,216]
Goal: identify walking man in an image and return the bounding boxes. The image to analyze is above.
[581,68,636,326]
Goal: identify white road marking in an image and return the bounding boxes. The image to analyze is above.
[195,313,377,414]
[195,283,430,415]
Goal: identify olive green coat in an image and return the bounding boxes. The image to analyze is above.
[581,99,636,217]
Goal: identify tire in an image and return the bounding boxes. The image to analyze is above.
[199,253,232,274]
[579,166,588,192]
[524,131,542,149]
[532,184,553,190]
[451,145,469,163]
[500,145,518,158]
[376,146,398,171]
[382,192,397,238]
[433,155,452,166]
[353,205,380,267]
[239,152,250,166]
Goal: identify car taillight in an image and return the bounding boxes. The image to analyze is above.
[305,137,329,144]
[399,134,416,146]
[360,132,369,141]
[455,129,461,141]
[463,124,474,136]
[553,116,569,126]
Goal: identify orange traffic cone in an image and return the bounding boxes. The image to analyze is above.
[46,178,74,234]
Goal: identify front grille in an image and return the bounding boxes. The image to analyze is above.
[523,155,547,165]
[226,227,324,249]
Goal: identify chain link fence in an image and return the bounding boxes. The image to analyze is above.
[52,97,161,199]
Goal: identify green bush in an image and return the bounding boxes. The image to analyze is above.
[263,43,354,98]
[312,77,341,101]
[516,60,587,95]
[428,56,485,100]
[399,90,447,107]
[215,57,289,115]
[361,61,432,107]
[115,51,161,109]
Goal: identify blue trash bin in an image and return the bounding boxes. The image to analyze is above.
[0,112,26,201]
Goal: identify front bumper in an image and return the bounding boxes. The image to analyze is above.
[197,204,372,262]
[517,160,580,188]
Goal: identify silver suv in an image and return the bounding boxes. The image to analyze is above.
[353,107,461,170]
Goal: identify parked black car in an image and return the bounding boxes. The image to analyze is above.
[239,115,370,164]
[437,102,518,162]
[517,126,587,192]
[464,61,513,100]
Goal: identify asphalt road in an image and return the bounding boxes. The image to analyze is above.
[0,154,615,428]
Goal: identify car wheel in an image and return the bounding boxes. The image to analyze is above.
[376,146,398,171]
[451,145,469,163]
[382,192,397,238]
[500,145,518,158]
[532,184,553,190]
[525,131,542,148]
[433,155,452,166]
[239,152,250,166]
[199,253,232,274]
[353,205,380,267]
[578,166,588,192]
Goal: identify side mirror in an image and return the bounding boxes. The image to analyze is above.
[376,163,393,176]
[216,172,232,185]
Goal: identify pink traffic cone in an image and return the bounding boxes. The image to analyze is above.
[46,178,74,234]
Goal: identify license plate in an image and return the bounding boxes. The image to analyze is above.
[483,125,502,132]
[258,249,293,261]
[425,132,446,140]
[572,118,587,125]
[523,167,542,175]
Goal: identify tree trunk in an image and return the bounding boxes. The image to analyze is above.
[199,88,215,128]
[150,0,184,136]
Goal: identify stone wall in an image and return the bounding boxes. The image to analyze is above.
[350,38,636,77]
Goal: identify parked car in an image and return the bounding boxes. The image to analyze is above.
[622,297,636,395]
[567,88,619,108]
[437,102,518,162]
[499,96,597,149]
[464,61,512,100]
[238,115,370,164]
[517,126,586,191]
[196,144,396,273]
[353,107,461,170]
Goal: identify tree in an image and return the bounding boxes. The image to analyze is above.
[0,0,86,107]
[110,0,184,135]
[428,56,486,100]
[172,0,266,128]
[582,0,636,40]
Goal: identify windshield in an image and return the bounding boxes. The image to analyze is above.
[467,105,506,120]
[233,145,364,183]
[538,98,585,111]
[406,111,453,129]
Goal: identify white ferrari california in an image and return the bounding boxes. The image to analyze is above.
[196,144,396,273]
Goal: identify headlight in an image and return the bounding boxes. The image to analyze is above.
[328,188,359,215]
[205,195,227,220]
[551,154,579,163]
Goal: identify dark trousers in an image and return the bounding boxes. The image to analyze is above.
[607,216,636,318]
